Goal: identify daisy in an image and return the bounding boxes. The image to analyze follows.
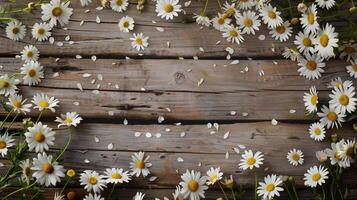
[314,23,339,58]
[80,170,107,193]
[269,21,292,42]
[309,122,326,141]
[239,150,264,170]
[110,0,129,13]
[41,0,73,27]
[155,0,181,20]
[0,133,15,157]
[173,186,184,200]
[104,168,131,184]
[223,2,237,16]
[118,16,135,32]
[179,170,208,200]
[259,4,283,28]
[237,0,255,10]
[294,31,316,56]
[329,82,357,114]
[257,174,284,200]
[317,105,345,129]
[25,122,56,152]
[282,47,301,61]
[31,152,65,186]
[193,14,211,27]
[7,94,32,114]
[325,141,349,167]
[20,61,44,86]
[20,45,40,63]
[206,167,223,185]
[130,151,151,177]
[32,93,59,112]
[235,11,261,35]
[5,21,26,41]
[327,77,349,89]
[0,74,20,97]
[315,0,335,9]
[32,22,52,42]
[315,150,328,163]
[300,4,319,34]
[297,54,325,80]
[346,61,357,78]
[20,159,33,184]
[303,86,319,113]
[133,192,145,200]
[339,43,357,62]
[130,33,149,51]
[80,0,92,6]
[84,193,104,200]
[55,112,83,127]
[286,149,304,166]
[340,139,356,165]
[304,165,329,187]
[222,25,244,44]
[212,13,232,31]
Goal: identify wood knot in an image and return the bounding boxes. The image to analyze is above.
[174,71,185,84]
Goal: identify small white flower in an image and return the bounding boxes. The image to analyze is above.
[32,22,52,42]
[25,122,56,152]
[239,149,264,170]
[55,112,83,127]
[31,152,65,186]
[32,93,59,112]
[110,0,129,13]
[304,165,329,187]
[118,16,135,32]
[329,81,357,114]
[84,193,104,200]
[41,0,73,27]
[130,151,151,177]
[130,33,149,51]
[297,54,325,80]
[339,43,357,62]
[173,186,184,200]
[300,4,319,34]
[294,31,316,56]
[325,141,350,167]
[104,168,131,184]
[315,150,328,162]
[20,159,33,184]
[315,0,335,9]
[80,170,107,193]
[0,74,20,97]
[317,105,345,129]
[21,45,40,63]
[193,14,211,27]
[133,192,145,200]
[212,13,232,31]
[6,94,32,114]
[309,122,326,141]
[206,167,223,185]
[282,47,301,61]
[286,149,304,166]
[155,0,181,20]
[314,23,339,59]
[346,61,357,78]
[21,61,44,86]
[269,21,292,42]
[5,21,26,41]
[179,170,208,200]
[0,133,15,157]
[259,4,283,28]
[222,25,244,44]
[303,86,319,113]
[257,174,284,200]
[236,10,261,35]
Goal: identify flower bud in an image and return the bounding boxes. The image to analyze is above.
[66,191,76,200]
[290,17,299,25]
[331,133,338,143]
[297,3,307,13]
[101,0,110,8]
[350,6,357,13]
[22,118,33,127]
[223,175,234,189]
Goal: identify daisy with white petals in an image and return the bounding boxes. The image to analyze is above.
[25,122,56,153]
[287,149,304,166]
[206,167,223,185]
[314,23,339,58]
[297,54,325,80]
[315,0,335,9]
[155,0,181,20]
[236,11,261,35]
[130,151,151,177]
[20,159,33,184]
[21,61,44,86]
[41,0,73,27]
[304,165,329,187]
[317,105,345,129]
[173,186,184,200]
[104,168,131,184]
[309,122,326,141]
[222,25,244,44]
[269,21,292,42]
[80,170,107,193]
[0,74,20,97]
[118,16,135,33]
[237,0,255,10]
[32,93,59,112]
[303,86,319,113]
[0,133,15,157]
[5,21,26,41]
[325,141,349,167]
[329,81,357,114]
[300,4,319,34]
[259,4,283,28]
[294,31,316,56]
[282,47,301,61]
[239,150,264,170]
[21,45,40,63]
[110,0,129,13]
[346,61,357,78]
[257,174,284,200]
[193,14,211,27]
[84,193,104,200]
[31,152,65,186]
[212,13,232,31]
[7,94,32,114]
[223,2,237,16]
[339,43,357,62]
[32,22,52,42]
[179,170,208,200]
[55,112,83,127]
[130,33,149,51]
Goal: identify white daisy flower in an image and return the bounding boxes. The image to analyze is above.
[118,16,135,32]
[21,45,40,63]
[286,149,304,166]
[193,14,211,27]
[329,82,357,114]
[84,193,104,200]
[20,61,44,86]
[173,186,184,200]
[20,159,33,184]
[325,141,349,167]
[317,105,345,129]
[55,112,83,128]
[300,4,319,34]
[0,133,15,157]
[206,167,223,185]
[7,94,32,114]
[25,122,56,153]
[294,31,316,56]
[130,33,149,51]
[0,74,20,97]
[303,86,319,113]
[315,0,335,9]
[133,192,145,200]
[32,93,59,112]
[309,122,326,141]
[297,54,325,80]
[41,0,73,27]
[222,25,244,44]
[327,77,351,89]
[239,150,264,170]
[5,21,26,41]
[282,47,301,61]
[110,0,129,13]
[346,61,357,78]
[257,174,284,200]
[269,21,292,42]
[80,0,92,6]
[339,43,357,62]
[223,2,237,16]
[259,4,283,28]
[237,0,255,10]
[179,170,208,200]
[129,151,151,177]
[212,13,232,31]
[32,22,52,42]
[31,152,65,186]
[104,168,131,184]
[315,150,328,163]
[304,165,329,187]
[340,139,356,165]
[155,0,181,20]
[314,23,339,59]
[235,10,261,35]
[80,170,107,193]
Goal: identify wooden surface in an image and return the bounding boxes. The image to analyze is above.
[0,1,357,199]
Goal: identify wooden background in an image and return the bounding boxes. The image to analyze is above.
[1,0,357,199]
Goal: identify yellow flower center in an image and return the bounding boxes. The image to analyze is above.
[353,64,357,72]
[327,112,337,121]
[52,7,63,17]
[303,38,312,47]
[39,100,49,108]
[307,13,315,24]
[344,46,355,54]
[335,152,341,160]
[64,117,73,124]
[292,154,300,161]
[218,17,225,25]
[306,60,317,71]
[266,183,275,192]
[24,167,31,176]
[188,180,199,192]
[346,147,354,157]
[34,132,45,143]
[89,176,98,185]
[28,69,37,77]
[246,157,256,165]
[67,169,76,177]
[13,100,22,108]
[12,27,19,34]
[0,140,6,149]
[275,25,285,34]
[136,160,145,169]
[339,94,349,106]
[164,4,174,12]
[319,34,329,47]
[135,38,143,45]
[0,80,10,89]
[314,128,321,135]
[37,28,45,35]
[310,95,318,105]
[268,11,276,19]
[116,0,123,5]
[111,172,122,179]
[42,163,54,174]
[229,30,238,37]
[27,51,33,58]
[243,18,253,27]
[210,175,218,183]
[123,21,129,28]
[312,173,321,182]
[226,8,235,16]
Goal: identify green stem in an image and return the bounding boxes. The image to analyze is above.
[60,177,71,195]
[1,182,36,200]
[35,110,44,123]
[108,183,116,200]
[218,182,229,200]
[54,128,72,162]
[4,112,19,134]
[283,182,294,200]
[202,0,209,15]
[0,109,13,130]
[230,188,236,200]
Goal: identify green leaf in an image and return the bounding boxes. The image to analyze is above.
[0,100,12,112]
